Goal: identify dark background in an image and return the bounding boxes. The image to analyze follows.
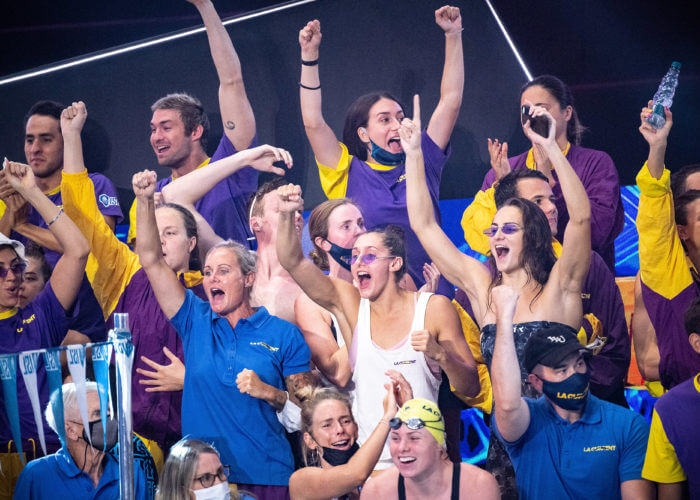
[1,0,698,210]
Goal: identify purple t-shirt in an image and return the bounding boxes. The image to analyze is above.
[345,133,453,296]
[0,283,102,448]
[481,144,623,272]
[156,135,258,248]
[14,172,123,269]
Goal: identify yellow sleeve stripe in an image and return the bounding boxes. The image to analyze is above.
[61,171,141,319]
[451,299,493,414]
[460,187,496,255]
[642,410,687,483]
[317,142,351,199]
[127,198,137,246]
[636,163,693,298]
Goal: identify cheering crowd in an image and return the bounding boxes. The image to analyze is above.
[1,1,698,499]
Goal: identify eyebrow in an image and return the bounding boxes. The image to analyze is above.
[150,119,174,127]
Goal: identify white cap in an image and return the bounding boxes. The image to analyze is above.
[0,232,26,261]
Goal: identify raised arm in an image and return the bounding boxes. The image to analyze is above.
[276,184,358,338]
[133,170,186,318]
[528,107,590,294]
[403,96,491,323]
[298,20,342,167]
[4,160,88,310]
[161,144,290,206]
[490,285,530,442]
[640,101,672,180]
[188,0,255,150]
[289,382,400,500]
[425,5,464,149]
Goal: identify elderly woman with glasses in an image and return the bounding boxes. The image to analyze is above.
[360,398,499,499]
[404,95,591,497]
[276,184,479,473]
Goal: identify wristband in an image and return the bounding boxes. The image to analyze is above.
[299,82,321,90]
[47,207,63,227]
[301,58,319,66]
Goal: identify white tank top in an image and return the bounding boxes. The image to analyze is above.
[349,292,441,469]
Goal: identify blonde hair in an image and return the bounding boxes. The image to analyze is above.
[299,387,354,466]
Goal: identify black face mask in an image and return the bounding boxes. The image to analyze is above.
[82,418,118,452]
[327,242,353,272]
[321,442,359,466]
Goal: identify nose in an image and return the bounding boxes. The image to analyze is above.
[151,128,163,143]
[5,267,21,284]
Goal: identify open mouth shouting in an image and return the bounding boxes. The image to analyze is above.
[494,245,510,259]
[330,438,352,450]
[356,271,371,289]
[386,137,403,153]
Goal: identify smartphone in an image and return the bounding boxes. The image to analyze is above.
[521,105,550,137]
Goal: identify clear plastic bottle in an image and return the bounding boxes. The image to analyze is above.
[646,61,681,129]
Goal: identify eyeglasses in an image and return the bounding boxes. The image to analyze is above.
[195,465,230,488]
[349,254,396,266]
[0,262,27,279]
[388,417,443,432]
[483,223,522,237]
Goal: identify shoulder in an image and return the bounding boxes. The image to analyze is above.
[568,145,615,168]
[460,463,499,497]
[361,467,399,498]
[19,453,57,478]
[426,294,459,320]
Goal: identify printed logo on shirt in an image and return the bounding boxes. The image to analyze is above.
[250,341,279,352]
[583,445,617,452]
[394,359,416,366]
[99,194,119,208]
[547,335,566,343]
[22,314,36,325]
[395,174,406,184]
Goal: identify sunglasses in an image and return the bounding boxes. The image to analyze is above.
[483,222,522,237]
[195,465,230,489]
[0,262,27,279]
[349,254,396,266]
[388,416,443,432]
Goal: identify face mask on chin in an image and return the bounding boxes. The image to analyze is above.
[327,241,352,272]
[320,441,359,466]
[192,481,230,500]
[369,139,405,166]
[540,371,590,411]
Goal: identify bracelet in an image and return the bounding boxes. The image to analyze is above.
[301,58,319,66]
[299,82,321,90]
[48,207,63,227]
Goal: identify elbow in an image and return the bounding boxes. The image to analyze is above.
[219,76,245,89]
[160,185,174,204]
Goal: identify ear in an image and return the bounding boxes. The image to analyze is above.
[689,332,700,355]
[357,126,370,144]
[250,215,262,233]
[563,105,573,123]
[188,236,197,254]
[65,420,81,442]
[244,271,256,289]
[315,236,331,253]
[677,224,689,242]
[527,373,543,393]
[389,256,403,273]
[189,124,204,142]
[302,432,317,450]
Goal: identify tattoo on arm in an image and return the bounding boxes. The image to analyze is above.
[225,120,236,130]
[284,371,318,406]
[270,388,288,412]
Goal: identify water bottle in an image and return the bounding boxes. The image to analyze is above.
[646,61,681,129]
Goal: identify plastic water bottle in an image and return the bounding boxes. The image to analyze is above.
[646,61,681,129]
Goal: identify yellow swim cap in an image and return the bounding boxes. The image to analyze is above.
[393,398,445,446]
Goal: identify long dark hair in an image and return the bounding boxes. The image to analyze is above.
[342,92,405,160]
[487,198,557,309]
[158,202,200,271]
[520,75,586,145]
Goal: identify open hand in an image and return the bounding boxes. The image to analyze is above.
[132,170,157,198]
[241,145,292,176]
[60,101,88,135]
[276,183,304,213]
[136,347,185,392]
[435,5,462,34]
[418,262,441,293]
[639,100,672,147]
[385,369,414,407]
[487,139,510,182]
[299,20,322,57]
[399,94,422,154]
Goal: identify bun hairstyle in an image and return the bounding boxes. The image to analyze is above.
[342,91,405,160]
[520,75,586,145]
[299,387,354,467]
[308,198,359,270]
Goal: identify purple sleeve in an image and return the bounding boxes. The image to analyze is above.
[67,275,108,342]
[33,282,69,345]
[481,168,497,191]
[209,134,259,198]
[88,173,124,223]
[562,149,623,253]
[422,132,450,189]
[583,252,630,388]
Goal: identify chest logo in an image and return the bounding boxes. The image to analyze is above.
[250,341,279,352]
[583,445,617,452]
[394,359,416,366]
[99,194,119,208]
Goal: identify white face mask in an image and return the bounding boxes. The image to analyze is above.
[192,481,230,500]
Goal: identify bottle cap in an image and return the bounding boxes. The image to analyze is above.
[671,61,681,69]
[113,313,129,331]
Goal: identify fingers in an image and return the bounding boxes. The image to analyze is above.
[139,355,163,370]
[162,346,178,361]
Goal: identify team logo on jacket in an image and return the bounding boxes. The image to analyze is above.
[99,194,119,208]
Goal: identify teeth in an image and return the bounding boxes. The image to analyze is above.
[332,440,349,447]
[358,271,369,277]
[399,457,416,463]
